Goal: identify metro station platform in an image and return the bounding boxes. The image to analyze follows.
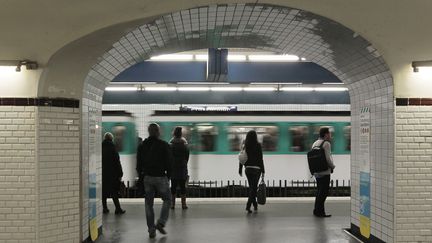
[98,197,357,243]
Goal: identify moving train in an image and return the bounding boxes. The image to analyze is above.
[101,109,351,184]
[151,110,351,183]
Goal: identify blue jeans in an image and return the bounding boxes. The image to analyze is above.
[144,176,172,232]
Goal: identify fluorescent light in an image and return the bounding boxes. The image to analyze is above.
[322,82,343,85]
[243,87,277,92]
[301,57,307,61]
[314,87,348,92]
[105,86,138,91]
[150,54,193,61]
[195,54,208,61]
[0,66,19,73]
[145,87,177,91]
[280,87,314,91]
[228,55,247,61]
[248,55,299,62]
[178,87,210,91]
[210,87,243,92]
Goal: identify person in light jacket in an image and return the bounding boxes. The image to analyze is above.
[239,130,265,213]
[311,127,336,218]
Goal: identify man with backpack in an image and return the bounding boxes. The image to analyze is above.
[310,127,336,218]
[137,123,173,238]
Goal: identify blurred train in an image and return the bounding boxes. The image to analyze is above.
[102,109,351,184]
[151,110,351,183]
[102,111,137,184]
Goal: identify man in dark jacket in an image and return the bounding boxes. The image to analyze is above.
[102,132,125,214]
[137,123,173,239]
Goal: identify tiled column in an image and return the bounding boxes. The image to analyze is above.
[0,98,81,243]
[395,98,432,243]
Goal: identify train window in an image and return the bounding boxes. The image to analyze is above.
[290,126,308,152]
[112,125,127,152]
[344,126,351,151]
[196,125,217,152]
[228,125,279,152]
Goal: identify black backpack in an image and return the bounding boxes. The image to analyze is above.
[307,140,329,174]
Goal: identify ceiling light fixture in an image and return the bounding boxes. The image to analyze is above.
[150,54,194,61]
[248,55,299,62]
[210,87,243,92]
[243,87,277,92]
[177,87,210,91]
[0,60,38,72]
[105,86,138,91]
[145,87,177,91]
[314,87,348,92]
[412,60,432,72]
[280,87,314,91]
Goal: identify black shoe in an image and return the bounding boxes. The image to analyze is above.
[246,208,252,214]
[321,214,332,218]
[149,231,156,239]
[103,208,109,214]
[115,209,126,215]
[253,202,258,211]
[155,223,167,235]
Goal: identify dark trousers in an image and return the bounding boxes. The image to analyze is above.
[171,179,187,195]
[102,192,121,210]
[314,175,330,215]
[245,168,261,209]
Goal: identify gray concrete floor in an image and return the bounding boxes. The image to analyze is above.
[97,198,357,243]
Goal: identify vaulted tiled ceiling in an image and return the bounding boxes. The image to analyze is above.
[88,3,390,88]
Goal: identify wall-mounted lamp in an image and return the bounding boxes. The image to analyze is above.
[0,60,38,72]
[412,60,432,72]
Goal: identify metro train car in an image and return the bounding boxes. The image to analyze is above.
[102,111,138,184]
[151,110,351,183]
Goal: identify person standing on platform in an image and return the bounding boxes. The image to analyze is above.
[102,132,126,215]
[169,127,190,210]
[311,127,336,218]
[137,123,173,238]
[239,130,265,213]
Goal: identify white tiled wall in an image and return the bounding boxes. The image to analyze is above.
[37,106,81,243]
[395,106,432,243]
[348,72,395,243]
[0,106,37,243]
[81,76,106,241]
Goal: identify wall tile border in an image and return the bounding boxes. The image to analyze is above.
[0,97,79,107]
[396,98,432,106]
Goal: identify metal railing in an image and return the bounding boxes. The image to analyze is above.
[121,179,350,198]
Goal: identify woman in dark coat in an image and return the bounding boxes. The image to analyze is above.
[102,132,125,214]
[169,127,190,209]
[239,130,265,213]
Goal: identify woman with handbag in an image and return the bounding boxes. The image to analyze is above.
[238,130,265,213]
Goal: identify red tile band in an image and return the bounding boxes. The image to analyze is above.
[0,98,79,108]
[396,98,432,106]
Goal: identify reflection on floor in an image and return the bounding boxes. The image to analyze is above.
[97,198,356,243]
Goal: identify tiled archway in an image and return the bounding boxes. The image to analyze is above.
[82,3,394,242]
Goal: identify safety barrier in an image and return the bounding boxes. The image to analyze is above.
[121,179,350,198]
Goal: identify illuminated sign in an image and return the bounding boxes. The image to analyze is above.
[180,105,237,112]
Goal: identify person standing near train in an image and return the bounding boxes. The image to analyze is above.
[169,127,190,210]
[311,127,336,217]
[238,130,265,213]
[102,132,126,215]
[137,123,173,238]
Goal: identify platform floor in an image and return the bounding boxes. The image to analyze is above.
[97,198,357,243]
